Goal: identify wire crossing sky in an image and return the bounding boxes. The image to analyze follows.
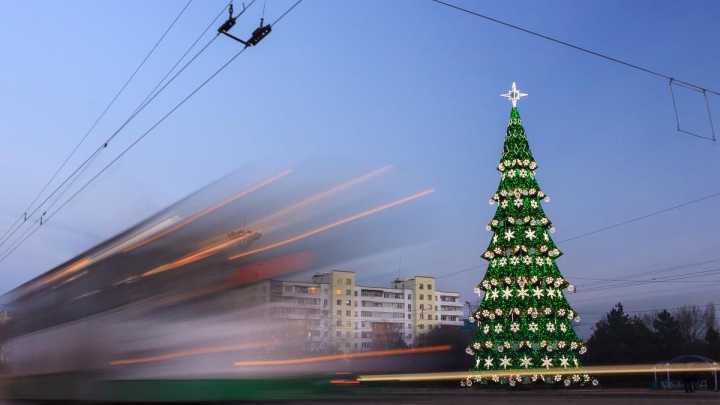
[0,1,718,339]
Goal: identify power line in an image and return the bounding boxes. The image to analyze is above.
[435,191,720,280]
[430,0,720,96]
[0,1,242,259]
[0,0,194,243]
[580,303,720,316]
[572,257,720,288]
[0,0,306,263]
[558,192,720,244]
[0,1,194,253]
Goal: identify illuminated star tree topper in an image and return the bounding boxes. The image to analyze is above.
[501,82,527,107]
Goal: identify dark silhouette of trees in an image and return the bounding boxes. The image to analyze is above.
[584,302,719,366]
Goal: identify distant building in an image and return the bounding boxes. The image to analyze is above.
[255,270,464,352]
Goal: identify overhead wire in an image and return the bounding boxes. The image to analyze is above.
[0,0,306,263]
[436,190,720,280]
[0,1,238,260]
[430,0,720,96]
[0,0,194,248]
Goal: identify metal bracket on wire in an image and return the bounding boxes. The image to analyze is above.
[669,78,716,142]
[217,3,272,47]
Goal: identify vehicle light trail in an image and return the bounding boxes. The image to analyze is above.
[110,341,278,366]
[248,165,393,233]
[228,189,435,261]
[233,345,450,367]
[124,169,291,253]
[357,363,719,382]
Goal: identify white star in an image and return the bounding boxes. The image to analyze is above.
[514,198,523,207]
[560,323,567,333]
[520,355,532,369]
[517,287,528,299]
[490,289,499,300]
[529,322,539,333]
[493,235,498,243]
[502,287,513,299]
[533,286,544,298]
[510,322,520,332]
[501,200,508,208]
[510,256,520,265]
[504,230,515,240]
[484,356,494,369]
[501,82,528,108]
[535,257,545,266]
[525,229,536,240]
[541,356,553,369]
[560,356,569,369]
[483,325,490,334]
[494,324,503,334]
[476,357,482,368]
[500,356,511,369]
[547,288,556,298]
[546,322,555,332]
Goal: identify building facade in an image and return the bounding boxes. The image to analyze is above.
[256,270,464,352]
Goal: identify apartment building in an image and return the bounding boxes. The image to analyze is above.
[256,270,464,352]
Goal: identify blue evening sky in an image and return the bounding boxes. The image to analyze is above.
[1,1,719,336]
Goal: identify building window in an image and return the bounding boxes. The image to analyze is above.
[420,304,424,310]
[408,314,411,319]
[435,306,438,311]
[408,304,411,310]
[428,284,432,290]
[435,315,438,320]
[337,300,341,305]
[419,324,425,330]
[336,289,342,295]
[336,331,341,337]
[346,300,351,306]
[408,324,412,329]
[346,342,350,348]
[346,278,352,285]
[354,332,358,338]
[284,286,292,292]
[345,331,351,338]
[337,310,341,315]
[354,301,358,307]
[337,278,341,285]
[428,324,433,330]
[420,314,424,320]
[346,289,351,295]
[407,294,411,299]
[346,310,351,316]
[420,294,424,300]
[346,321,351,327]
[324,299,328,306]
[419,284,424,290]
[354,343,358,348]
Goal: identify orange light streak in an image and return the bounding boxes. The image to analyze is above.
[233,344,450,367]
[248,165,393,232]
[110,341,278,366]
[38,258,92,286]
[124,170,291,253]
[141,231,259,278]
[228,189,435,261]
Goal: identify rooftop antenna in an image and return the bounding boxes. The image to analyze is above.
[397,258,402,280]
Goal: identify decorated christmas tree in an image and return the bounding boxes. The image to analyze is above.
[463,83,597,387]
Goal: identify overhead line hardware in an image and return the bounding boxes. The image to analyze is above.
[218,4,272,47]
[669,79,716,142]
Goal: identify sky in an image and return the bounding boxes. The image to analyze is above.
[1,0,719,338]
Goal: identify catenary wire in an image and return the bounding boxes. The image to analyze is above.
[0,2,239,255]
[0,1,195,251]
[430,0,720,96]
[436,191,720,280]
[2,0,193,236]
[0,0,307,262]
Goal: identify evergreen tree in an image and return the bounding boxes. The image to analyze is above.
[652,309,682,356]
[464,86,596,387]
[584,303,655,365]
